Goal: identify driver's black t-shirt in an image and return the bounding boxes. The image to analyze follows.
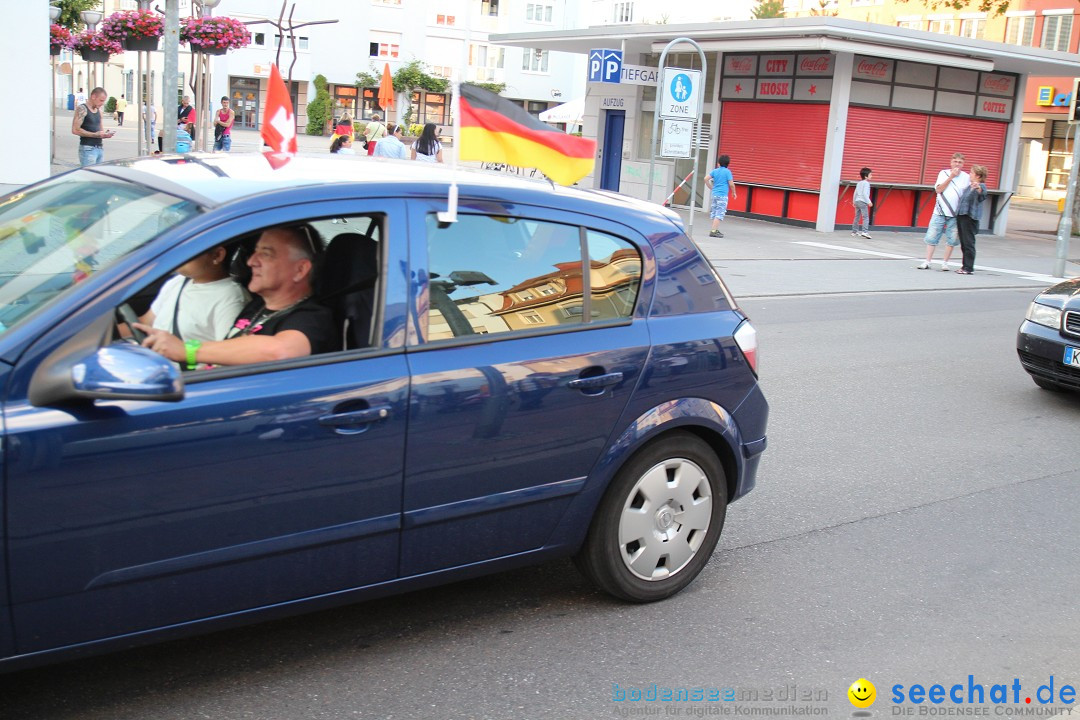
[230,297,337,355]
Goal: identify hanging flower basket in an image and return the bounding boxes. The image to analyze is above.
[180,16,251,55]
[72,32,123,62]
[50,24,73,56]
[100,10,163,52]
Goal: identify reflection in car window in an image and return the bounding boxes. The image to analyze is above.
[0,173,200,336]
[425,214,641,341]
[587,231,641,321]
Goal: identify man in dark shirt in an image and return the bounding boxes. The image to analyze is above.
[137,226,336,367]
[72,87,114,166]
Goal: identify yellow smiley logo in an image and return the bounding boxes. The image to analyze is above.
[848,678,876,708]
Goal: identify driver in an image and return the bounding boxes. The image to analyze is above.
[137,225,336,368]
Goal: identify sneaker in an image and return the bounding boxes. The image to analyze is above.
[917,262,930,270]
[709,230,722,238]
[851,231,858,236]
[955,268,973,275]
[860,232,872,239]
[940,262,951,272]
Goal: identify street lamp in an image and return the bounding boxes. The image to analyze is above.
[79,6,104,88]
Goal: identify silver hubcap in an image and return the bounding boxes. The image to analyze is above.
[618,457,713,581]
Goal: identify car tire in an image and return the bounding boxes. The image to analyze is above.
[575,432,727,602]
[1032,376,1067,392]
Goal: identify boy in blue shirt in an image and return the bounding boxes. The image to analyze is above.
[705,155,736,238]
[852,167,873,238]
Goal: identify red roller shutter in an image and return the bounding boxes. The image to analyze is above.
[924,116,1006,189]
[718,102,829,190]
[841,107,928,184]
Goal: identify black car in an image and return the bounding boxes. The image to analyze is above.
[1017,277,1080,392]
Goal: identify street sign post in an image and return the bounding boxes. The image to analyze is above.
[1055,77,1080,277]
[660,120,693,158]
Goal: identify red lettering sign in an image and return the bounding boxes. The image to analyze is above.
[800,56,830,73]
[759,82,790,96]
[730,58,752,73]
[982,100,1006,113]
[856,60,889,78]
[982,76,1013,93]
[765,59,789,73]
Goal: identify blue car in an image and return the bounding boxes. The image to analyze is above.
[0,155,767,670]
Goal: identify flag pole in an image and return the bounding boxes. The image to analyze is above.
[437,76,459,224]
[439,9,470,225]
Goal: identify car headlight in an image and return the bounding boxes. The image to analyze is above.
[1025,301,1062,330]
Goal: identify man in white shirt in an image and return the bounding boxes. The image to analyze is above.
[918,152,970,271]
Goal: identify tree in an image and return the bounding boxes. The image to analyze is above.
[808,0,838,16]
[306,74,331,136]
[751,0,785,19]
[56,0,103,30]
[392,60,449,126]
[896,0,1021,14]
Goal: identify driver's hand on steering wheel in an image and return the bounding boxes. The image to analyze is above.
[135,324,185,363]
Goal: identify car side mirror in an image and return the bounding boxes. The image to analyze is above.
[30,318,184,406]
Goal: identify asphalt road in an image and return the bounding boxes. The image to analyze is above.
[2,170,1079,718]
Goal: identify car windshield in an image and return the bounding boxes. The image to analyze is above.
[0,172,200,336]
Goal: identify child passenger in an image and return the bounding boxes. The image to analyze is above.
[139,246,250,367]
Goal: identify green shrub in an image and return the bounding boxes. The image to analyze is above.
[104,96,117,114]
[306,74,331,136]
[407,123,424,137]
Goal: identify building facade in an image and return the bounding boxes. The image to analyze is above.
[787,0,1080,201]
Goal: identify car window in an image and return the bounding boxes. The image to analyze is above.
[424,213,641,341]
[0,173,200,337]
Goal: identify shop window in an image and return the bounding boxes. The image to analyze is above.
[1041,14,1073,53]
[1006,16,1035,46]
[1045,132,1073,192]
[959,19,985,39]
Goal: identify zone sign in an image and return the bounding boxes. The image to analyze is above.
[659,67,702,121]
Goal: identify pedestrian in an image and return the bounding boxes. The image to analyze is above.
[116,94,127,126]
[213,96,234,152]
[373,123,408,159]
[74,88,86,107]
[363,112,387,156]
[175,120,193,153]
[178,95,194,126]
[852,167,873,239]
[917,151,969,271]
[955,165,988,275]
[330,135,355,154]
[704,155,736,238]
[410,122,444,163]
[71,87,114,166]
[142,102,157,150]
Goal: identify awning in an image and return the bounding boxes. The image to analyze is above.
[539,97,584,127]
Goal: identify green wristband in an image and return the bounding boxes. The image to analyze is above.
[184,339,202,370]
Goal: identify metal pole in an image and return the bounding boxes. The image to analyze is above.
[1054,122,1079,278]
[136,51,143,155]
[647,37,707,211]
[50,55,57,164]
[162,0,179,155]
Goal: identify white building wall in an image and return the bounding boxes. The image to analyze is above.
[2,3,50,184]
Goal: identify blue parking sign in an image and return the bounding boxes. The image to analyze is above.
[589,49,623,84]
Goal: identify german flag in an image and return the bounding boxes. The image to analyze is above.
[459,83,596,186]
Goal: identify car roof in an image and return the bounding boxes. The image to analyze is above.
[85,153,682,230]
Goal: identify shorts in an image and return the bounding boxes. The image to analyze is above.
[78,145,103,166]
[213,134,232,152]
[923,213,959,247]
[710,194,730,221]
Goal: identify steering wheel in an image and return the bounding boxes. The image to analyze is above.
[116,303,146,344]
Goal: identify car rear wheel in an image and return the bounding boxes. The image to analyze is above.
[576,432,727,602]
[1032,375,1067,392]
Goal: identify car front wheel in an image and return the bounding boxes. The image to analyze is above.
[576,432,728,602]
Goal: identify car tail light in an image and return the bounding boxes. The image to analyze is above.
[734,320,758,375]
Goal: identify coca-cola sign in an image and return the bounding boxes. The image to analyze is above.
[980,73,1015,96]
[797,54,833,76]
[724,55,756,76]
[855,57,893,81]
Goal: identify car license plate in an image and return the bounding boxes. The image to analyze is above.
[1065,347,1080,367]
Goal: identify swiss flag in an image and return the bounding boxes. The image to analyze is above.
[261,64,297,170]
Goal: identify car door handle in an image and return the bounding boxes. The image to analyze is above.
[318,405,392,428]
[567,372,623,391]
